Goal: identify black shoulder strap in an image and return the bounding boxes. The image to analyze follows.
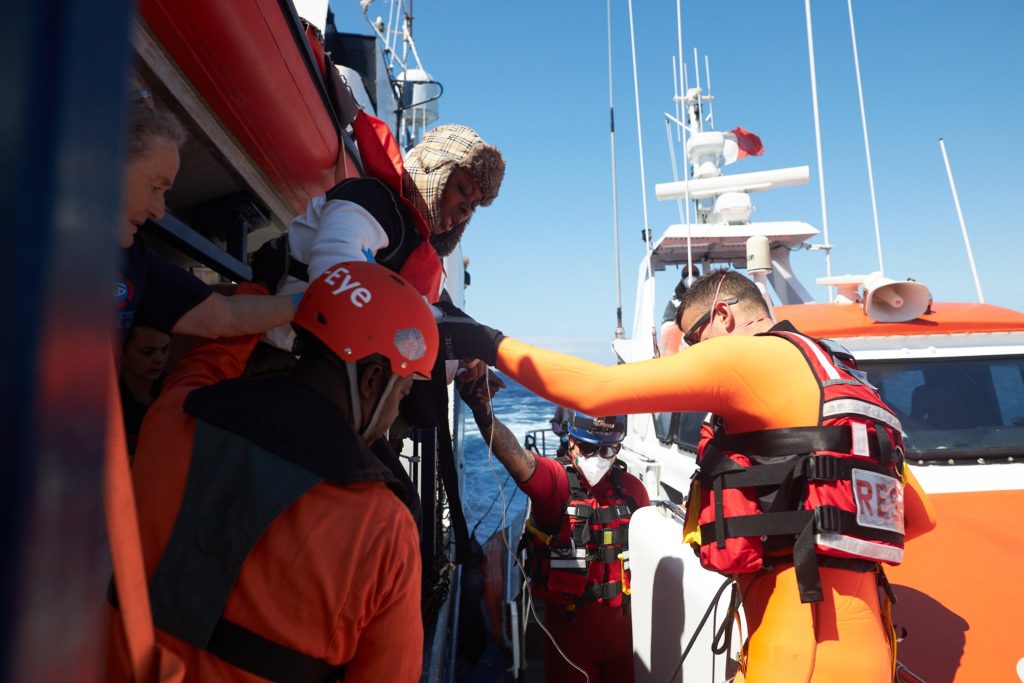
[559,455,589,501]
[108,582,343,682]
[205,618,344,682]
[610,464,640,514]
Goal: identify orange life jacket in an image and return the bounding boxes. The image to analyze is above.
[524,457,639,610]
[691,329,906,603]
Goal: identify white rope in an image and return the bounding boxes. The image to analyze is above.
[804,0,834,297]
[938,138,985,302]
[847,0,884,274]
[482,371,590,682]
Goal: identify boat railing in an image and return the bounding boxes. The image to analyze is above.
[523,428,562,459]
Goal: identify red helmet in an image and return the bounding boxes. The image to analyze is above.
[292,261,438,378]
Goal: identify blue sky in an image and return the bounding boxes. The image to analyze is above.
[330,1,1024,362]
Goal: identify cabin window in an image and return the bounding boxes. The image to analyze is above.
[860,356,1024,462]
[653,411,705,452]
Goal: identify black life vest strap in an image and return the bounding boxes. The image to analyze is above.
[207,618,344,683]
[699,505,902,547]
[108,581,343,682]
[709,454,894,490]
[591,504,632,524]
[610,464,640,514]
[594,546,623,563]
[289,258,311,282]
[710,425,884,460]
[581,580,623,602]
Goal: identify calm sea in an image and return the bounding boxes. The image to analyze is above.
[459,371,556,543]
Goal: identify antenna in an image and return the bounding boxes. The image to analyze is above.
[693,47,701,98]
[672,58,681,143]
[627,0,652,264]
[704,54,715,128]
[607,0,625,339]
[939,138,985,302]
[675,0,685,142]
[675,0,694,281]
[847,0,884,274]
[804,0,834,298]
[627,0,656,355]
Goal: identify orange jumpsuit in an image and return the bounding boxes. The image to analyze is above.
[107,285,423,682]
[496,334,936,683]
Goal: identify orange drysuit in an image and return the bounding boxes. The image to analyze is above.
[106,285,423,682]
[496,332,936,683]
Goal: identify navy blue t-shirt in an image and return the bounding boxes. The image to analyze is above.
[116,235,213,345]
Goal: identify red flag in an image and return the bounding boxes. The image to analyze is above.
[731,127,764,159]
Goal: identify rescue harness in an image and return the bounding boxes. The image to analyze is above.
[112,376,419,683]
[685,328,907,603]
[522,456,639,615]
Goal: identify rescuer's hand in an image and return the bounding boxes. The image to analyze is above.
[435,302,505,366]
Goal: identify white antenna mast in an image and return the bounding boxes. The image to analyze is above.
[704,54,715,128]
[627,0,656,355]
[672,58,681,142]
[693,47,701,100]
[939,138,985,303]
[607,0,625,339]
[675,0,694,281]
[627,0,653,265]
[847,0,884,274]
[676,0,685,142]
[804,0,834,297]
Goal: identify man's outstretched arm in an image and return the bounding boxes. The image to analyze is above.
[459,373,535,482]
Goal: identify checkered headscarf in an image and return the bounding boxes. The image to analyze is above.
[402,124,505,256]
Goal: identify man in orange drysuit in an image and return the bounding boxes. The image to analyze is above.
[107,262,436,682]
[436,272,937,683]
[460,372,648,682]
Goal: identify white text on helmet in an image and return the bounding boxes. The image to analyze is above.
[324,266,372,308]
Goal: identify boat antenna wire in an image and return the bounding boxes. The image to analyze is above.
[481,372,590,682]
[675,0,695,285]
[938,138,985,302]
[608,0,625,340]
[672,58,681,143]
[627,0,654,272]
[847,0,885,274]
[705,54,715,128]
[804,0,835,300]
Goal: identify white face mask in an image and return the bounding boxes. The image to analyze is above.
[575,455,614,487]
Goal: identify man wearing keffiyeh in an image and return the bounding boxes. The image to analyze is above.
[263,123,505,354]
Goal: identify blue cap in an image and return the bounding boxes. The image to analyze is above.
[565,411,626,445]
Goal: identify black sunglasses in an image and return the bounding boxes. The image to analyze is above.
[575,441,621,459]
[683,298,739,346]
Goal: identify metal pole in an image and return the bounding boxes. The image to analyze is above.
[804,0,834,296]
[627,0,653,265]
[847,0,884,274]
[938,138,985,302]
[607,0,625,339]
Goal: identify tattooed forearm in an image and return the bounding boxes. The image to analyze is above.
[476,414,536,482]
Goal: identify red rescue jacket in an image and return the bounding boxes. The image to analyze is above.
[524,457,639,610]
[690,328,906,603]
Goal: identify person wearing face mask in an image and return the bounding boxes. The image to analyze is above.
[459,375,648,683]
[106,262,435,682]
